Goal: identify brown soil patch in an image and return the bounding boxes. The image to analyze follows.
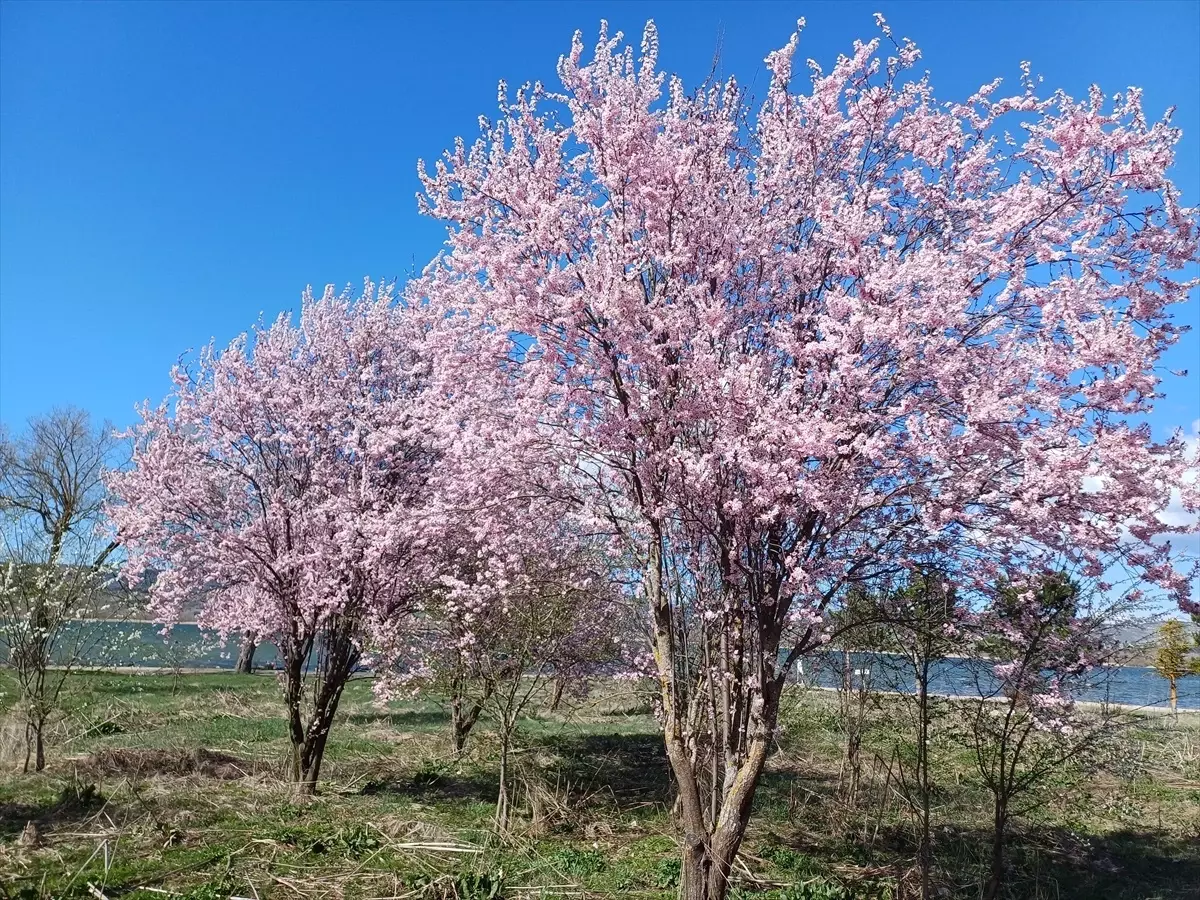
[83,747,272,780]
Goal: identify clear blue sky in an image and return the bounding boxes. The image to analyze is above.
[2,0,1197,442]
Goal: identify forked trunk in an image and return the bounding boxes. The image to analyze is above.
[549,677,566,712]
[291,731,329,797]
[451,702,483,753]
[282,635,354,797]
[644,534,784,900]
[674,735,771,900]
[449,669,491,753]
[289,697,341,796]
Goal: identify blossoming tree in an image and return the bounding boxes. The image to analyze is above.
[413,18,1199,899]
[108,283,435,795]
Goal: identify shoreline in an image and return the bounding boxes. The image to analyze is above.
[67,626,1159,669]
[55,666,1200,713]
[70,617,196,625]
[63,665,234,675]
[799,682,1200,714]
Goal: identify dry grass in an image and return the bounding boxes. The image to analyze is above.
[80,748,275,781]
[0,671,1197,900]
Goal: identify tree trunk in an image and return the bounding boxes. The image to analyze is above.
[33,724,45,773]
[291,744,316,796]
[21,722,33,775]
[449,670,489,753]
[983,800,1008,900]
[673,735,772,900]
[282,632,353,798]
[644,534,781,900]
[707,739,770,900]
[841,651,862,804]
[1169,677,1178,718]
[647,539,712,898]
[290,704,335,797]
[21,707,46,774]
[19,594,52,775]
[496,725,512,830]
[917,658,932,900]
[292,754,320,795]
[549,677,566,712]
[235,632,257,675]
[451,699,483,754]
[680,832,711,900]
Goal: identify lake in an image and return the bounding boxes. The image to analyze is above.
[795,650,1200,711]
[12,621,1200,710]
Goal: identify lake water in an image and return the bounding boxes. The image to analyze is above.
[795,650,1200,711]
[40,621,290,670]
[14,622,1200,710]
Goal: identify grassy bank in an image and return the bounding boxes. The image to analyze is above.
[0,671,1197,899]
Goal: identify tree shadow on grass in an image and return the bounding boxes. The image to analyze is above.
[1010,826,1200,900]
[531,731,672,810]
[359,769,498,803]
[0,782,108,839]
[790,823,1200,900]
[75,674,271,699]
[754,764,842,820]
[526,732,844,818]
[344,709,450,729]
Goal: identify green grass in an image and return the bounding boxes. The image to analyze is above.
[0,670,1197,899]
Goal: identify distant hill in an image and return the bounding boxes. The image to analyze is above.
[1111,617,1198,667]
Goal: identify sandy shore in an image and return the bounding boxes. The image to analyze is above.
[799,682,1198,714]
[70,617,195,625]
[57,665,242,675]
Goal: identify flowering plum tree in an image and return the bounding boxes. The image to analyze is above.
[107,283,435,795]
[413,17,1199,898]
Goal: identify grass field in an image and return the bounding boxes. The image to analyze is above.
[0,670,1197,900]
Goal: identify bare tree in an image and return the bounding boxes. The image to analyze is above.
[479,576,624,831]
[0,408,122,771]
[825,586,889,813]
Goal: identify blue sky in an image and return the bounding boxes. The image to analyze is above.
[1,0,1197,444]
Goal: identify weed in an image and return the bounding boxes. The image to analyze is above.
[414,871,505,899]
[178,882,230,900]
[653,856,682,888]
[548,846,607,876]
[759,843,823,877]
